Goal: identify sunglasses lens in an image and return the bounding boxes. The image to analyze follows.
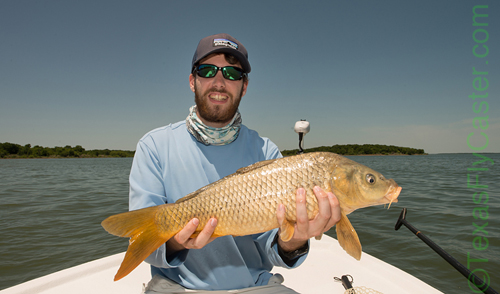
[223,67,244,81]
[197,65,218,78]
[196,65,244,80]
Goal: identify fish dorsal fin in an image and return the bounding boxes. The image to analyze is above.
[175,189,202,203]
[175,181,218,204]
[175,171,242,204]
[176,159,278,204]
[236,159,278,174]
[336,213,362,260]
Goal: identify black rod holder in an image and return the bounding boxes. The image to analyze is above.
[395,208,497,294]
[297,133,304,154]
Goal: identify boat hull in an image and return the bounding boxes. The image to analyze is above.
[0,235,442,294]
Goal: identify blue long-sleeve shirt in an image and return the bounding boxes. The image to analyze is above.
[128,121,308,290]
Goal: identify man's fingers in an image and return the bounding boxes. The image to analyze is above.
[295,188,309,227]
[175,218,200,244]
[173,217,219,250]
[276,204,286,227]
[325,192,341,231]
[308,186,331,236]
[314,186,332,220]
[188,218,217,249]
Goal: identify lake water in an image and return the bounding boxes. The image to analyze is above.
[0,154,498,293]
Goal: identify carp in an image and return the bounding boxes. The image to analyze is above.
[102,152,401,280]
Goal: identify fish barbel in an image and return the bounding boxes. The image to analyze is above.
[102,152,402,281]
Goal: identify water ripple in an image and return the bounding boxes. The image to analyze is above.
[1,155,499,292]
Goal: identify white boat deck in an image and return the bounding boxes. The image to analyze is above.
[1,236,442,294]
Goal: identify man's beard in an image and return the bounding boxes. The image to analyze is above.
[194,85,244,125]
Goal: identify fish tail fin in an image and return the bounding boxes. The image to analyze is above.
[336,213,362,260]
[101,205,175,281]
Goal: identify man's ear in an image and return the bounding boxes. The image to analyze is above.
[241,79,249,97]
[189,73,195,93]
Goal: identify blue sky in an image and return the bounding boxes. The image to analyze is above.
[1,0,498,153]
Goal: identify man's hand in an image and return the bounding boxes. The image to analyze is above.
[276,186,341,252]
[166,217,218,257]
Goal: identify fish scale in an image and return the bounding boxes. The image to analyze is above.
[102,152,401,281]
[173,153,329,237]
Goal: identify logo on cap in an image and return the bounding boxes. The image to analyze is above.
[213,38,238,50]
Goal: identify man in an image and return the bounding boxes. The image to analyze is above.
[129,33,340,293]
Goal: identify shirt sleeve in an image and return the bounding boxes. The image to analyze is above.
[254,229,309,269]
[129,139,166,210]
[129,139,188,269]
[263,138,283,161]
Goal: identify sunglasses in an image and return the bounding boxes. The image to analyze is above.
[194,64,246,81]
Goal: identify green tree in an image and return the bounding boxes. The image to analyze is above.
[1,142,20,154]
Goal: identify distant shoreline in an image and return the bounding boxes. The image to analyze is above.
[0,152,426,159]
[281,144,427,156]
[0,155,134,159]
[1,142,429,159]
[0,142,134,159]
[1,152,429,159]
[3,153,497,159]
[345,153,427,156]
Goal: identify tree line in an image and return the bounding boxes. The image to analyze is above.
[281,144,426,157]
[0,142,135,158]
[1,142,425,159]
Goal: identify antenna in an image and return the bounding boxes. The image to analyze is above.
[294,120,310,154]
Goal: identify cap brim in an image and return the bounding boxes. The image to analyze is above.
[194,47,251,73]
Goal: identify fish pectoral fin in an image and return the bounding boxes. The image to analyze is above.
[336,213,362,260]
[236,159,278,174]
[279,219,295,242]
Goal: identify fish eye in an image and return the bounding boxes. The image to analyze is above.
[366,174,376,184]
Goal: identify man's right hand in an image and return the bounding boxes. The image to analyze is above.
[166,217,218,257]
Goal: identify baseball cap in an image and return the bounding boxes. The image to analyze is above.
[192,33,251,73]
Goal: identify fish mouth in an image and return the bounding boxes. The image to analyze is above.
[384,185,402,209]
